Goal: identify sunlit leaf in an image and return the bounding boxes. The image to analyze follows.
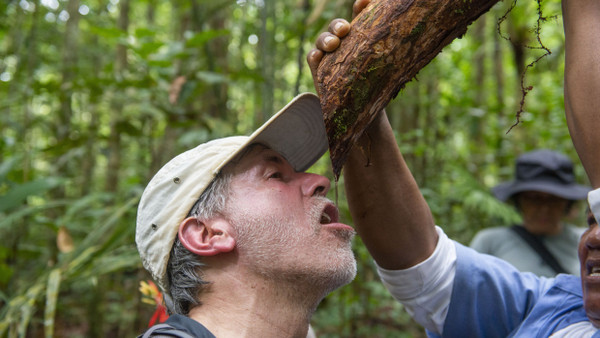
[89,25,126,39]
[196,71,229,85]
[80,247,140,278]
[0,155,20,180]
[134,27,156,38]
[0,200,69,230]
[44,269,61,338]
[185,29,230,48]
[0,177,63,213]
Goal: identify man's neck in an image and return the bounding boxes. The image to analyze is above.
[186,269,323,337]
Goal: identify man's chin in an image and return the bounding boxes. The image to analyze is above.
[584,299,600,328]
[322,259,357,292]
[588,316,600,329]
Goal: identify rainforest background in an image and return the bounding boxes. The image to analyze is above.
[0,0,588,336]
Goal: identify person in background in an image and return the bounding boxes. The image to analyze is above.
[308,0,600,335]
[470,149,589,277]
[136,94,356,337]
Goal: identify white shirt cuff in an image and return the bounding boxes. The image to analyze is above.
[376,226,456,335]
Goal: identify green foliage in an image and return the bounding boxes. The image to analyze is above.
[0,0,587,336]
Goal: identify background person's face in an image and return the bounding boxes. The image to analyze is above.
[517,191,569,235]
[223,146,356,291]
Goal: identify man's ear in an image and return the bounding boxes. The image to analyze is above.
[178,216,235,256]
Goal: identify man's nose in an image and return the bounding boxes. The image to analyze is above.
[300,172,331,197]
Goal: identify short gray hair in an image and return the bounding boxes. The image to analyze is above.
[166,171,231,315]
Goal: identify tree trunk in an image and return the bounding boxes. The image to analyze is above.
[470,16,486,181]
[58,0,80,142]
[294,0,311,95]
[105,0,130,193]
[190,1,231,121]
[493,20,508,169]
[256,0,275,128]
[316,0,500,177]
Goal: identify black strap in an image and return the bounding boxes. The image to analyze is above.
[510,225,567,274]
[139,323,196,338]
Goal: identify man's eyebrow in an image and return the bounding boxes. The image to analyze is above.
[261,152,284,165]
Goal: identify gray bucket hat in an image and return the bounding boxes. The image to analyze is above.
[492,149,590,202]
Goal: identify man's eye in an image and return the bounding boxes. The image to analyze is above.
[269,172,282,179]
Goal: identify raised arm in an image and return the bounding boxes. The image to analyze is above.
[307,0,437,270]
[343,110,438,270]
[563,0,600,188]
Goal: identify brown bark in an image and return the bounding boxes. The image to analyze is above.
[316,0,500,178]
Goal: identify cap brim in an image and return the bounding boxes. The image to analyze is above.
[214,92,328,174]
[492,180,590,201]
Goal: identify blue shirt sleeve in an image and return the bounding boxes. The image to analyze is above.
[441,242,553,337]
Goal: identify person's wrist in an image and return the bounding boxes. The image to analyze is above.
[362,109,392,143]
[346,110,390,163]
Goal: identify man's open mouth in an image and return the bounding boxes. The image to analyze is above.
[590,266,600,277]
[320,203,339,224]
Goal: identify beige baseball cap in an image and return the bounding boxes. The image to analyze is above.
[136,93,327,291]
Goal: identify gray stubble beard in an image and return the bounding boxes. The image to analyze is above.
[230,197,357,295]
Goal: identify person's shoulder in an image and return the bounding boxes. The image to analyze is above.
[471,226,514,243]
[469,226,516,252]
[474,227,513,237]
[140,315,215,338]
[550,274,583,298]
[563,224,586,237]
[139,323,194,338]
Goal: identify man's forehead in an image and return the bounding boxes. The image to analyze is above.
[244,143,284,160]
[225,143,289,172]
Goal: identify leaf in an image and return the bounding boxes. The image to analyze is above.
[175,80,197,104]
[89,25,126,39]
[115,120,143,136]
[134,27,156,38]
[80,248,140,278]
[61,193,112,224]
[196,71,229,85]
[0,263,13,286]
[0,177,63,213]
[76,197,138,252]
[185,29,230,48]
[463,189,522,225]
[0,200,69,231]
[147,59,173,67]
[44,269,61,338]
[136,41,165,58]
[65,246,99,277]
[61,197,139,278]
[0,155,21,180]
[19,283,44,338]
